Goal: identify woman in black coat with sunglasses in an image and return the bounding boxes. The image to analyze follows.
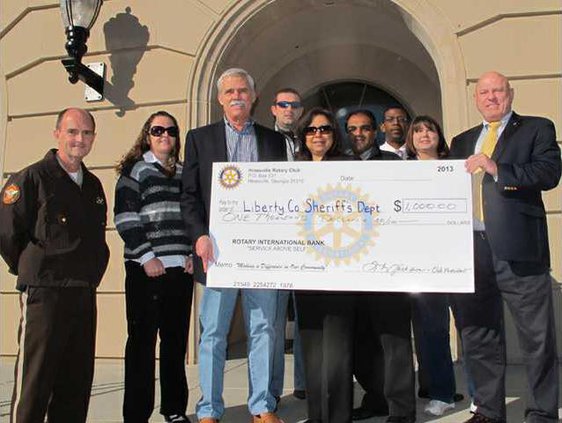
[294,108,355,423]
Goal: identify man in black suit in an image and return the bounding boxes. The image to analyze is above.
[181,68,287,423]
[450,71,560,423]
[345,110,416,423]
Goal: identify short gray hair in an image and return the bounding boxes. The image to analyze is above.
[216,68,256,93]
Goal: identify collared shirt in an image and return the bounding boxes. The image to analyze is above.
[143,150,161,165]
[380,142,407,159]
[472,111,512,231]
[275,123,297,161]
[56,154,83,187]
[359,149,372,161]
[473,111,512,156]
[225,117,258,162]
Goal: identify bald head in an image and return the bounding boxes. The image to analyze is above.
[56,108,96,132]
[474,71,514,122]
[53,108,97,171]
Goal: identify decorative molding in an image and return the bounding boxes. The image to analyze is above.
[456,10,561,37]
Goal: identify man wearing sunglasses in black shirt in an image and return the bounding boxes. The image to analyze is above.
[271,88,304,161]
[269,88,307,408]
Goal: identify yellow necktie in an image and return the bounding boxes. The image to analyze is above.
[481,121,501,158]
[473,121,501,221]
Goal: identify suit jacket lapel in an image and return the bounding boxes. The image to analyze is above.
[255,124,268,161]
[463,125,482,156]
[492,112,520,161]
[213,120,228,161]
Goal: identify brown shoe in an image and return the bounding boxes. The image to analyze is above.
[252,412,285,423]
[199,419,219,423]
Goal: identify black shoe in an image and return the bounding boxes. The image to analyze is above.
[463,413,504,423]
[386,416,415,423]
[292,389,306,399]
[419,390,464,402]
[453,392,465,402]
[353,404,389,420]
[164,414,191,423]
[417,389,430,399]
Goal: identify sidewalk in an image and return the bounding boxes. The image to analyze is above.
[1,356,560,422]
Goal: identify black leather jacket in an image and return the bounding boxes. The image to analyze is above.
[0,149,109,290]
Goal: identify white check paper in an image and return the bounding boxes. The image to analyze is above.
[207,160,474,293]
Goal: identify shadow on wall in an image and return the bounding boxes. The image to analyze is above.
[103,7,149,117]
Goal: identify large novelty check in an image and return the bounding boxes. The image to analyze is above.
[207,160,474,293]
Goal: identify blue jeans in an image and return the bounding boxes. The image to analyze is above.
[271,290,305,397]
[412,293,456,403]
[196,286,278,418]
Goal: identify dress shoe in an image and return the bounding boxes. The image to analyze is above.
[453,393,465,402]
[252,412,285,423]
[199,419,219,423]
[292,389,306,399]
[462,413,504,423]
[417,389,430,399]
[352,404,389,420]
[418,390,464,402]
[386,416,416,423]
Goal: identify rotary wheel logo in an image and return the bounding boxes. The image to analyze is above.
[219,165,242,189]
[299,184,378,265]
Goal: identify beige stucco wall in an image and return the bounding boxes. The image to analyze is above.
[0,0,561,363]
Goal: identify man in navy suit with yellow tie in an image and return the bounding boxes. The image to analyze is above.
[450,71,560,423]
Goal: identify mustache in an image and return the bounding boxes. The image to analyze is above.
[229,100,247,108]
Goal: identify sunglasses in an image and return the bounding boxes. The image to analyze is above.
[149,126,179,137]
[304,125,333,136]
[275,101,303,109]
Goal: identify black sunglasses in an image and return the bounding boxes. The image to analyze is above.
[149,126,179,137]
[304,125,333,136]
[275,101,302,109]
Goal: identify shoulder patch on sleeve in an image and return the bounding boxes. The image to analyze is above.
[2,184,21,204]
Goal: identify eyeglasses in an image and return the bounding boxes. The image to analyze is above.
[304,125,333,136]
[347,125,373,133]
[384,116,409,124]
[275,101,303,109]
[149,126,179,137]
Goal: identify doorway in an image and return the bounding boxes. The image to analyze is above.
[186,0,469,363]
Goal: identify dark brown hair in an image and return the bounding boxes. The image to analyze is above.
[295,107,342,161]
[405,115,449,159]
[116,111,181,176]
[273,87,301,103]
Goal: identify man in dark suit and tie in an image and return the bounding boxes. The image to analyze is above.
[181,68,287,423]
[450,71,560,423]
[345,110,416,423]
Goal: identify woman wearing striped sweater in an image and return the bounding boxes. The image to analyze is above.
[114,111,194,423]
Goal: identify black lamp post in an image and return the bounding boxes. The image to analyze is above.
[60,0,104,97]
